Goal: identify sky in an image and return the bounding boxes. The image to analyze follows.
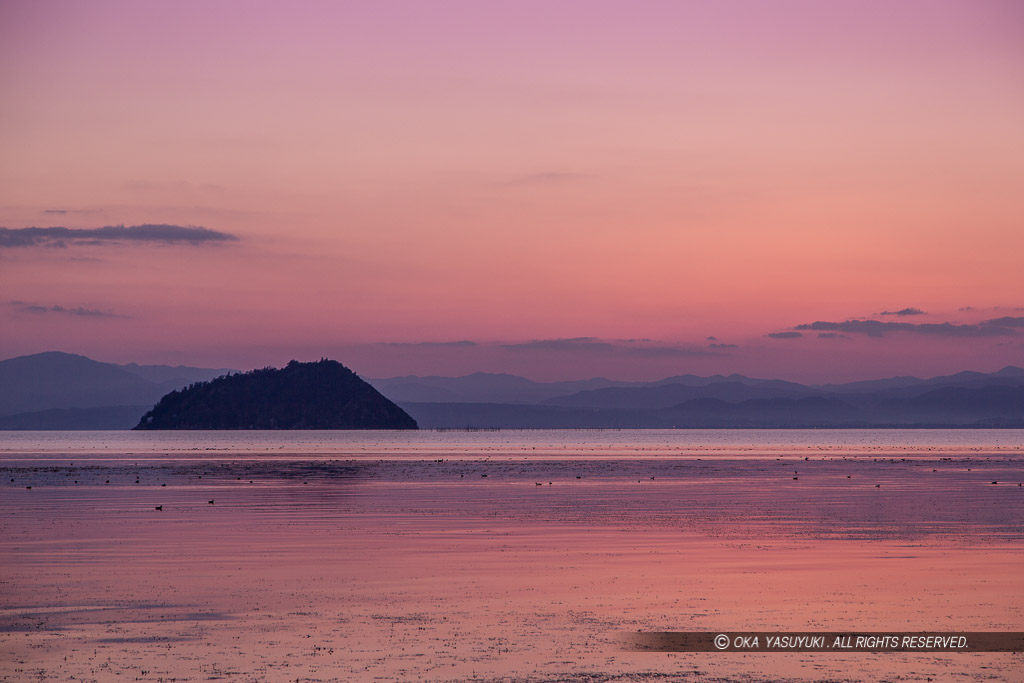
[2,0,1023,382]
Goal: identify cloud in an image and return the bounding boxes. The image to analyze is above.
[0,224,239,248]
[379,340,479,348]
[40,208,100,216]
[982,316,1024,328]
[958,305,1024,313]
[360,337,726,359]
[795,319,1016,337]
[624,345,721,358]
[501,337,615,352]
[767,331,803,339]
[499,337,720,357]
[10,301,128,318]
[879,307,926,316]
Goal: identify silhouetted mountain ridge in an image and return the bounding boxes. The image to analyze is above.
[401,385,1024,429]
[543,381,815,409]
[370,372,625,403]
[0,351,236,416]
[377,366,1024,412]
[0,405,153,430]
[2,351,1021,429]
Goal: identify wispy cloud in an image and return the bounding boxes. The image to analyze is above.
[958,306,1024,313]
[794,319,1017,337]
[767,331,803,339]
[0,224,239,248]
[10,301,128,318]
[879,307,926,316]
[360,337,722,359]
[501,337,614,352]
[40,208,100,216]
[378,340,479,348]
[624,345,721,358]
[499,337,721,357]
[983,316,1024,328]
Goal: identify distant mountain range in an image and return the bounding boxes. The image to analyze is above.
[0,352,236,428]
[1,351,1023,429]
[373,367,1024,428]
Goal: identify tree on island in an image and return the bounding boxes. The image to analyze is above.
[134,359,417,430]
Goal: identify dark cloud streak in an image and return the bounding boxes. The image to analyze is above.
[500,337,720,357]
[795,319,1016,337]
[0,224,239,248]
[378,341,479,348]
[10,301,128,318]
[880,307,926,316]
[982,316,1024,328]
[501,338,614,352]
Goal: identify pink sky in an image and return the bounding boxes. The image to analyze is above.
[1,0,1023,381]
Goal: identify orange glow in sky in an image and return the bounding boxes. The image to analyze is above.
[2,1,1023,380]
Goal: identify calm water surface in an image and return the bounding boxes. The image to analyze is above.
[2,430,1023,681]
[4,427,1024,456]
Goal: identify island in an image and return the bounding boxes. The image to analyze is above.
[133,359,418,430]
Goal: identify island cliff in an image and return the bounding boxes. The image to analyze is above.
[133,359,417,430]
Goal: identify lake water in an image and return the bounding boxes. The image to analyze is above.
[2,430,1023,681]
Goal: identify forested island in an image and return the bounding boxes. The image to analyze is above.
[134,359,417,430]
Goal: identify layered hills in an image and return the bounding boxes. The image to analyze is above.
[1,351,1022,429]
[376,368,1024,428]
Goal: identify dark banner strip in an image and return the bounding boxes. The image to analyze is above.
[622,632,1024,653]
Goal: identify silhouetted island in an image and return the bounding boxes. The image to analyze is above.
[133,359,417,430]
